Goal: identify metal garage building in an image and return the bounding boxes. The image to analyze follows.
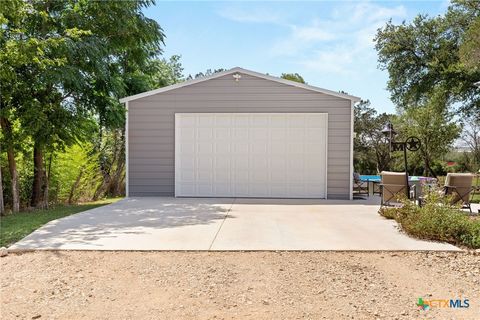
[120,67,360,199]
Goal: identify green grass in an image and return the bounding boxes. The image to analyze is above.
[471,193,480,204]
[0,198,122,247]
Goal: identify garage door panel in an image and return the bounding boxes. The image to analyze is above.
[288,128,305,140]
[234,171,250,183]
[214,127,230,139]
[233,142,249,154]
[198,116,214,126]
[251,115,269,127]
[198,128,213,140]
[197,142,213,154]
[214,184,232,197]
[175,113,327,198]
[270,158,286,170]
[287,143,304,154]
[197,184,214,196]
[270,128,286,140]
[270,142,286,155]
[251,128,268,139]
[214,143,230,154]
[287,115,306,127]
[305,142,324,153]
[215,157,231,169]
[179,143,194,154]
[233,128,249,139]
[180,158,195,169]
[250,170,269,182]
[215,115,232,126]
[251,142,268,154]
[234,115,250,127]
[252,158,268,169]
[270,115,287,127]
[306,128,325,139]
[214,168,231,182]
[180,170,195,182]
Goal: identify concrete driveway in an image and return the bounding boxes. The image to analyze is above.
[10,197,460,251]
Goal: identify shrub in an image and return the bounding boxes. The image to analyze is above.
[379,189,480,249]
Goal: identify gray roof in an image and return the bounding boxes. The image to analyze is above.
[120,67,361,103]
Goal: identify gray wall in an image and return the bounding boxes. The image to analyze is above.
[128,72,352,199]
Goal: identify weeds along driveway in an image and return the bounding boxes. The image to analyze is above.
[9,197,459,251]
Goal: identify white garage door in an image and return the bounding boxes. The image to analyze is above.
[175,113,328,198]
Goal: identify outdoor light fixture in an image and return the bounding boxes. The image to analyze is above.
[233,73,242,82]
[382,122,421,198]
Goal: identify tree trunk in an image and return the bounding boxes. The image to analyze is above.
[43,153,53,209]
[110,130,125,197]
[423,153,437,179]
[0,144,4,215]
[31,143,45,208]
[0,118,20,213]
[93,177,109,201]
[68,168,84,204]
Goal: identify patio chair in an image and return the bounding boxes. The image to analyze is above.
[353,172,369,196]
[379,171,415,207]
[443,173,474,213]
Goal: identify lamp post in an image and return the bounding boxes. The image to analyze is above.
[381,122,421,198]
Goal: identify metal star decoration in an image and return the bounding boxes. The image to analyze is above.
[405,137,421,151]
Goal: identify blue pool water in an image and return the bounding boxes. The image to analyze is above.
[360,175,425,182]
[360,175,381,182]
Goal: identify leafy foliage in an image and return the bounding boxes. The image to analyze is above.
[354,100,393,173]
[280,73,306,84]
[375,0,480,115]
[395,97,461,177]
[379,188,480,248]
[0,0,171,211]
[186,68,226,80]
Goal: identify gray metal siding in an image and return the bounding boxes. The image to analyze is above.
[128,72,352,199]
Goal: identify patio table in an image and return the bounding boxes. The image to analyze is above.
[360,175,437,200]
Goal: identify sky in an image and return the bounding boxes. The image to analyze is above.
[145,1,450,114]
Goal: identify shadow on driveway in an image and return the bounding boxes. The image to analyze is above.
[10,198,233,250]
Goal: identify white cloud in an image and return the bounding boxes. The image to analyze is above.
[300,48,354,75]
[270,1,407,75]
[346,2,407,23]
[271,23,336,56]
[292,25,336,42]
[217,1,409,77]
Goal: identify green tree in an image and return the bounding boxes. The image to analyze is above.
[375,0,480,115]
[148,55,184,87]
[281,73,306,84]
[187,68,226,80]
[354,100,393,173]
[396,95,461,177]
[460,16,480,70]
[1,0,164,208]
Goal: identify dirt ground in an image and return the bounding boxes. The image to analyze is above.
[1,251,479,320]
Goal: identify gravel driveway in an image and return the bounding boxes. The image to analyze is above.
[1,251,479,319]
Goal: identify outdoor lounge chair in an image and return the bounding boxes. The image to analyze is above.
[379,171,414,207]
[353,172,369,196]
[443,173,474,213]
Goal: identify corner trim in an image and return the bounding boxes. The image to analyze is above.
[125,101,129,197]
[349,100,354,200]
